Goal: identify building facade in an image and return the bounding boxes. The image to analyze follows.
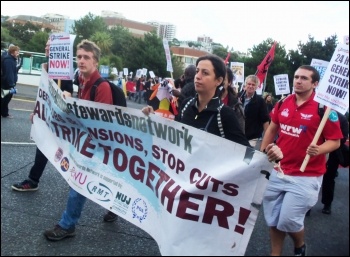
[147,21,176,42]
[5,15,57,32]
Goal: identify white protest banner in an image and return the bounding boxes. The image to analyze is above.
[149,71,155,78]
[123,68,128,76]
[273,74,290,95]
[163,39,173,73]
[230,62,245,83]
[48,33,75,80]
[314,43,349,115]
[310,58,329,81]
[31,69,273,256]
[118,71,123,78]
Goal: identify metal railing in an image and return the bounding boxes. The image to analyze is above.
[1,50,76,75]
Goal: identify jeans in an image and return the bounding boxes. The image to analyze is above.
[58,188,87,230]
[135,90,144,103]
[28,147,48,184]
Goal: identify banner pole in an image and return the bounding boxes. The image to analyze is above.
[300,107,331,172]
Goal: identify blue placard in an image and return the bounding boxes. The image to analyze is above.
[99,65,109,78]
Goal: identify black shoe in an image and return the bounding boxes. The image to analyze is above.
[12,179,38,191]
[44,224,75,241]
[294,244,307,256]
[322,204,331,214]
[305,209,311,216]
[103,211,118,222]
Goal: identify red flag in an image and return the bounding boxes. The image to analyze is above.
[255,42,277,89]
[224,52,231,65]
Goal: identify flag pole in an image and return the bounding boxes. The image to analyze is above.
[262,67,269,95]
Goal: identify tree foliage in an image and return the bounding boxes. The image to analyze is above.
[90,31,112,56]
[72,13,107,41]
[26,31,50,52]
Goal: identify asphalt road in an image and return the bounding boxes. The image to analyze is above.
[1,84,349,256]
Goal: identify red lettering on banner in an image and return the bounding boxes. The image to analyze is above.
[49,60,69,69]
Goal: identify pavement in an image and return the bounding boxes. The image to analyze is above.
[1,83,349,256]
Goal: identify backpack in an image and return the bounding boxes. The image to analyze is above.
[232,100,245,134]
[181,97,225,138]
[1,51,7,78]
[90,77,127,107]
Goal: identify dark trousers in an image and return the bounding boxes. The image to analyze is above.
[28,147,48,184]
[321,150,339,206]
[1,92,13,117]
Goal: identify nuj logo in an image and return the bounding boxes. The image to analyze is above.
[115,191,131,205]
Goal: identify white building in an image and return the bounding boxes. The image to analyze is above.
[100,10,125,18]
[146,21,176,42]
[42,13,69,32]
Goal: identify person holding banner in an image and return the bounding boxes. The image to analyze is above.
[12,38,73,192]
[43,39,119,241]
[144,54,251,147]
[260,65,343,256]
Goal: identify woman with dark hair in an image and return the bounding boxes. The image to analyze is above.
[220,67,245,133]
[143,54,249,146]
[264,94,274,114]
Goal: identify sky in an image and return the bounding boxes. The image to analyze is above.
[1,1,349,52]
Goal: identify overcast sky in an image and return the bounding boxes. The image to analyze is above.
[1,1,349,52]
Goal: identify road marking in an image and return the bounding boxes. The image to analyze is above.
[1,142,36,145]
[12,108,33,112]
[13,98,35,103]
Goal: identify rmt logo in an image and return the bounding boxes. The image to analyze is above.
[87,181,113,202]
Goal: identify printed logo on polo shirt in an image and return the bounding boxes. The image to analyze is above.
[328,110,339,122]
[281,108,289,117]
[280,123,303,137]
[300,113,313,120]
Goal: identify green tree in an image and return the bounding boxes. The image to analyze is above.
[90,31,112,55]
[26,31,50,52]
[139,32,168,77]
[1,26,17,48]
[212,47,239,64]
[72,13,108,41]
[289,34,338,73]
[4,22,42,49]
[245,38,289,96]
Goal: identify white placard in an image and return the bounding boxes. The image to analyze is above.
[314,43,349,114]
[273,74,290,95]
[123,68,128,76]
[48,33,76,80]
[230,62,244,83]
[149,71,155,78]
[142,68,148,76]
